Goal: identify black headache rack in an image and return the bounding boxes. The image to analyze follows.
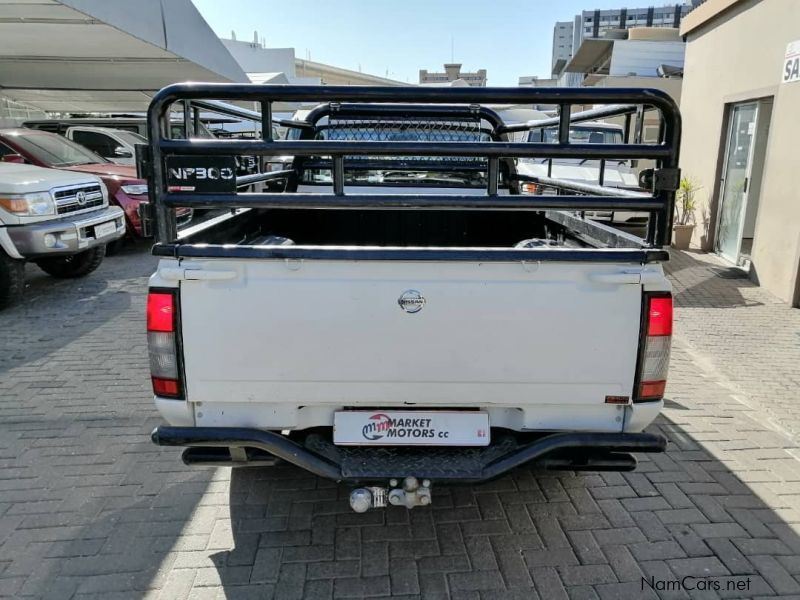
[143,84,681,257]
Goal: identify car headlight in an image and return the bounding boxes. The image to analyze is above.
[120,184,148,195]
[0,192,55,216]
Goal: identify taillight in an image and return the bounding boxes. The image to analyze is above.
[635,292,672,402]
[522,182,540,194]
[147,289,183,399]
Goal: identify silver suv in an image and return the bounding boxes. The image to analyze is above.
[0,162,125,309]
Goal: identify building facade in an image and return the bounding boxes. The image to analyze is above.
[552,1,700,85]
[419,64,487,86]
[679,0,800,306]
[577,3,698,42]
[552,21,575,76]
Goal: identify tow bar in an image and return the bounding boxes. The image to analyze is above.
[349,477,432,512]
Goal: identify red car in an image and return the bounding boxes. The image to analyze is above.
[0,128,191,239]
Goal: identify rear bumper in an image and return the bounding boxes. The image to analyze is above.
[151,425,667,482]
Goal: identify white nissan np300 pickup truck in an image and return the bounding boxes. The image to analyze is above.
[146,85,679,512]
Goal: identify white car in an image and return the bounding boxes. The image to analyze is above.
[0,162,125,308]
[64,126,146,166]
[513,121,647,225]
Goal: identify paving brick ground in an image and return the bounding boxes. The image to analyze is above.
[1,243,800,599]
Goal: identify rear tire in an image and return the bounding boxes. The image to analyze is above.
[36,246,105,279]
[0,251,25,309]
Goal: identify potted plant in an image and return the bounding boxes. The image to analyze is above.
[672,177,698,250]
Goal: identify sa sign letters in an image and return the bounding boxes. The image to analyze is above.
[784,41,800,84]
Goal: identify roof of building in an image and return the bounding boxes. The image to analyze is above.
[680,0,744,36]
[295,59,410,86]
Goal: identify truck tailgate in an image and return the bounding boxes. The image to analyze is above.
[177,259,643,422]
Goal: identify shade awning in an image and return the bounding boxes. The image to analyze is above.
[0,0,248,112]
[564,38,614,74]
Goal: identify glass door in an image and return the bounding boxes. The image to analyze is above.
[716,103,759,263]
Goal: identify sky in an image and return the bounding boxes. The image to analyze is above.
[191,0,651,86]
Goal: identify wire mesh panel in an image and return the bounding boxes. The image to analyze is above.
[321,117,487,142]
[318,117,490,167]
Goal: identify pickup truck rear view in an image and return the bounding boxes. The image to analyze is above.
[145,84,680,512]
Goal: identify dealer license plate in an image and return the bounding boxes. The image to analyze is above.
[94,221,117,239]
[333,411,490,446]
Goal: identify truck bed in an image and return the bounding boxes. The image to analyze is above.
[144,84,679,492]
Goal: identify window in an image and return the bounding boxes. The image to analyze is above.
[530,126,623,144]
[9,132,104,167]
[114,130,146,146]
[71,130,118,158]
[643,125,661,143]
[0,142,20,159]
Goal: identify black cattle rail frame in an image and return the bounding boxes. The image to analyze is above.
[140,84,681,251]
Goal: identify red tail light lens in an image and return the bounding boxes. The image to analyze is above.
[635,293,673,402]
[152,377,181,397]
[147,289,183,399]
[147,292,175,332]
[647,297,673,337]
[639,380,667,399]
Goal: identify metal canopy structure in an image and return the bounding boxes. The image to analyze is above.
[0,0,248,113]
[563,38,614,74]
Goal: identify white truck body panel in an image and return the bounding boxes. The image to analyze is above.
[157,256,668,434]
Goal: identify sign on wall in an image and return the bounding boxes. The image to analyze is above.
[784,40,800,84]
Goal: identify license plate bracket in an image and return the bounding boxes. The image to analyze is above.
[334,410,490,446]
[94,220,117,239]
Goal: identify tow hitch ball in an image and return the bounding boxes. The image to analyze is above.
[349,477,432,512]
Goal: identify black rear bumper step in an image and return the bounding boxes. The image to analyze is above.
[152,426,666,482]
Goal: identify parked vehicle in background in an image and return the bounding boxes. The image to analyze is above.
[25,116,259,177]
[0,129,191,241]
[146,84,681,513]
[64,126,145,166]
[0,162,124,309]
[24,116,216,140]
[513,121,646,225]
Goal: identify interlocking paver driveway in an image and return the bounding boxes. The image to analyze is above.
[1,243,799,599]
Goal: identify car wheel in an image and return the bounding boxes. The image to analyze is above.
[0,251,25,309]
[36,246,105,279]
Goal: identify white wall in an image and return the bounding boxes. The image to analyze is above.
[221,40,296,78]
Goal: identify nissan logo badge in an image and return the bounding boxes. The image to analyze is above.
[398,290,425,314]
